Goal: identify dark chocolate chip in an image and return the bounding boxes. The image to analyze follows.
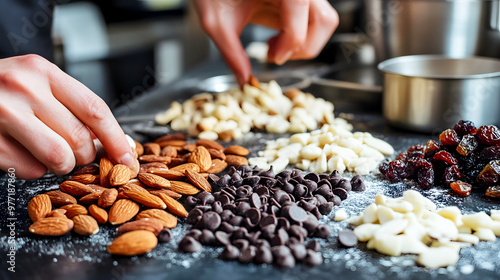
[238,245,257,263]
[179,236,202,253]
[329,170,341,178]
[302,213,319,234]
[260,177,277,188]
[243,176,260,187]
[236,186,250,198]
[220,209,235,221]
[186,229,202,240]
[157,228,172,243]
[238,164,252,174]
[276,254,295,268]
[314,224,331,239]
[259,215,277,227]
[254,239,271,248]
[315,194,327,205]
[270,205,280,216]
[288,236,304,245]
[247,231,261,244]
[318,202,334,215]
[304,172,320,182]
[288,224,308,239]
[232,227,249,240]
[217,194,231,206]
[305,240,320,252]
[187,208,203,225]
[236,201,251,216]
[245,207,261,225]
[314,184,331,197]
[255,246,273,264]
[293,184,308,199]
[260,166,275,178]
[287,205,308,222]
[227,166,237,176]
[330,195,341,206]
[298,199,316,212]
[211,201,223,213]
[274,190,291,205]
[261,224,277,239]
[337,179,352,192]
[291,169,302,178]
[218,221,235,233]
[338,229,358,247]
[282,181,295,193]
[289,244,307,260]
[304,249,323,266]
[303,179,317,194]
[255,186,269,197]
[328,177,342,188]
[208,174,219,184]
[318,174,329,180]
[232,179,243,188]
[233,239,250,250]
[250,193,262,209]
[217,174,231,187]
[199,229,216,245]
[310,207,322,220]
[276,170,292,179]
[221,189,235,200]
[317,179,332,189]
[350,175,365,192]
[270,228,289,246]
[198,191,215,205]
[229,215,243,227]
[276,217,290,230]
[195,205,212,212]
[185,196,199,209]
[332,188,348,200]
[201,211,221,231]
[215,231,231,245]
[223,204,237,212]
[231,172,242,182]
[220,244,240,260]
[271,245,291,258]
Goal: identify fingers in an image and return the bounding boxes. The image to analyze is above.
[267,0,310,65]
[48,69,135,169]
[0,134,47,180]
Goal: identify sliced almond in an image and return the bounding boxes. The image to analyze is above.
[108,164,131,186]
[157,193,187,218]
[59,181,95,197]
[99,157,114,187]
[136,209,177,228]
[196,139,224,151]
[138,173,171,189]
[117,219,164,236]
[29,217,73,236]
[123,190,166,209]
[143,143,161,156]
[169,181,200,195]
[107,230,158,256]
[206,159,228,174]
[60,204,88,218]
[188,146,213,172]
[45,190,77,207]
[185,169,212,192]
[88,204,108,224]
[108,199,140,225]
[72,215,99,236]
[98,188,118,208]
[224,145,250,156]
[28,194,52,222]
[225,155,249,166]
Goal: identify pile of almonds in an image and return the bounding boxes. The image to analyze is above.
[26,133,250,256]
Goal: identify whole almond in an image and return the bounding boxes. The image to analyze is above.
[47,209,67,218]
[170,163,201,174]
[249,75,261,89]
[189,146,213,172]
[160,146,178,158]
[208,148,226,160]
[182,143,197,153]
[143,143,161,156]
[157,140,186,148]
[138,173,171,189]
[88,184,107,193]
[139,162,168,173]
[148,169,185,180]
[69,174,99,184]
[108,199,140,225]
[117,219,164,236]
[123,191,166,209]
[134,140,144,156]
[169,181,200,195]
[108,164,131,186]
[73,164,100,176]
[79,192,102,205]
[72,215,99,236]
[28,194,52,222]
[136,209,177,228]
[154,133,186,143]
[29,217,73,236]
[157,193,187,218]
[59,181,95,197]
[139,155,171,164]
[45,190,77,207]
[119,180,149,193]
[185,169,212,192]
[98,188,118,208]
[206,159,228,174]
[224,145,250,156]
[88,204,108,224]
[99,157,114,187]
[196,139,224,151]
[147,189,182,200]
[169,157,187,167]
[61,204,88,218]
[225,155,249,166]
[218,130,233,142]
[107,230,158,256]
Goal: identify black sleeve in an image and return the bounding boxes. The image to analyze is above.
[0,0,55,60]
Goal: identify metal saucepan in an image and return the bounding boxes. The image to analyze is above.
[379,55,500,132]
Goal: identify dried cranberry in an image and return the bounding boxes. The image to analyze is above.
[407,144,425,159]
[443,165,462,185]
[456,135,479,156]
[478,160,500,185]
[385,160,408,182]
[433,150,458,165]
[480,145,500,161]
[476,125,500,146]
[424,140,440,158]
[439,129,460,146]
[453,120,477,136]
[450,180,472,196]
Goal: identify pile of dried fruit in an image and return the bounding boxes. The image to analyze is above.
[348,190,500,269]
[379,120,500,197]
[178,165,366,267]
[26,133,251,256]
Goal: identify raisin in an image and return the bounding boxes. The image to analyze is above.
[485,186,500,198]
[424,139,440,158]
[417,167,434,189]
[480,145,500,161]
[443,165,462,185]
[439,129,460,146]
[476,125,500,146]
[450,180,472,196]
[456,135,479,156]
[385,160,408,182]
[379,160,389,175]
[453,120,477,136]
[407,144,425,159]
[433,150,458,165]
[478,160,500,185]
[396,151,408,161]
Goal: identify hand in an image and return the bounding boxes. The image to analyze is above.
[0,54,135,180]
[194,0,339,86]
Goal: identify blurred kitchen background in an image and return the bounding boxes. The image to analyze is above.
[51,0,369,110]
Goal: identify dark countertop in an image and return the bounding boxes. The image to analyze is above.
[1,59,499,280]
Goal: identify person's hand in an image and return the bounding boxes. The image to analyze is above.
[0,54,136,180]
[194,0,339,86]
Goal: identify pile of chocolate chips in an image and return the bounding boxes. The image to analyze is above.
[178,165,365,268]
[379,120,500,197]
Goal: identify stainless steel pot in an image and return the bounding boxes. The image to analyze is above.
[366,0,500,62]
[379,55,500,132]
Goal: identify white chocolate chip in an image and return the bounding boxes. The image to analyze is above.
[334,208,348,221]
[417,246,459,269]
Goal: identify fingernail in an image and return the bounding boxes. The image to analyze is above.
[120,152,135,168]
[275,51,293,65]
